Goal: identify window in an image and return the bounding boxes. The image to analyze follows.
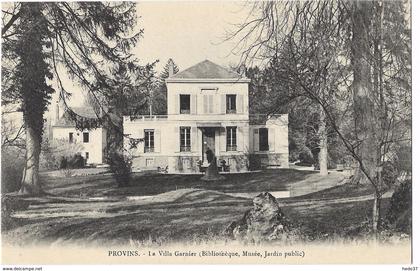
[180,127,191,152]
[85,152,89,161]
[226,127,237,151]
[83,132,89,143]
[69,132,74,143]
[180,95,190,114]
[259,128,269,151]
[226,95,236,113]
[144,129,154,153]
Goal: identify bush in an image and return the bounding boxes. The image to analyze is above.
[1,147,25,193]
[108,152,132,187]
[40,138,84,170]
[247,153,261,171]
[59,153,86,169]
[1,195,30,230]
[386,178,411,234]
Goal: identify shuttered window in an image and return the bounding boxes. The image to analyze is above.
[226,126,237,151]
[180,127,191,152]
[144,129,154,153]
[226,95,236,114]
[259,128,269,151]
[180,95,190,114]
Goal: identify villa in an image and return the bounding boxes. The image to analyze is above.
[123,60,289,173]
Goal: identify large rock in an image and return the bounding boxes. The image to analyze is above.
[225,192,300,243]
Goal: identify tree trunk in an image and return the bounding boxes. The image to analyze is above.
[16,3,52,196]
[372,191,382,235]
[318,106,328,176]
[350,1,378,185]
[106,108,130,187]
[19,126,42,195]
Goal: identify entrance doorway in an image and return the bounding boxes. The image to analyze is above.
[202,128,215,163]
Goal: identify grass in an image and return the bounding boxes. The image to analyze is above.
[41,168,331,198]
[2,168,390,246]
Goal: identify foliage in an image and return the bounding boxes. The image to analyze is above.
[386,178,411,234]
[40,138,84,170]
[1,146,25,193]
[108,152,133,187]
[59,154,86,169]
[60,168,75,178]
[227,0,411,233]
[152,59,179,115]
[1,195,29,230]
[2,2,148,193]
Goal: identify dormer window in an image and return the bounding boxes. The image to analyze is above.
[226,95,236,114]
[180,95,190,114]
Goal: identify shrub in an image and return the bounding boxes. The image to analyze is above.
[386,178,412,234]
[1,147,25,193]
[58,153,86,169]
[1,195,30,230]
[40,138,84,170]
[61,168,74,177]
[108,152,132,187]
[247,154,262,170]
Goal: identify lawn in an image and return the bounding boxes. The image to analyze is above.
[2,168,389,246]
[40,168,344,198]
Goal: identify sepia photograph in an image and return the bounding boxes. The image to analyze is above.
[0,0,414,268]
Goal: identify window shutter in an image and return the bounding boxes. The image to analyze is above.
[253,129,259,152]
[237,94,244,113]
[173,94,179,115]
[203,95,208,114]
[269,128,275,152]
[237,127,244,151]
[137,129,145,154]
[209,95,214,113]
[220,94,226,114]
[219,127,226,152]
[191,127,198,152]
[173,126,179,152]
[191,94,197,114]
[155,129,161,153]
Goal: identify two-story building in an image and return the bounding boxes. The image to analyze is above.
[52,106,107,165]
[123,60,289,173]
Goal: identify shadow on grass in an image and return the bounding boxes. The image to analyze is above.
[41,168,316,198]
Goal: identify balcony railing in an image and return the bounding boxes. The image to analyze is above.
[125,115,169,121]
[180,146,191,152]
[144,146,155,153]
[124,113,286,124]
[227,145,237,151]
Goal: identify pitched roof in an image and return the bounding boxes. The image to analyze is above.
[171,60,242,79]
[54,107,99,127]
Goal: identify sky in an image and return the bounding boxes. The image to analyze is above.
[133,1,251,72]
[48,1,253,114]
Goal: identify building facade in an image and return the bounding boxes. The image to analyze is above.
[124,60,288,173]
[52,107,107,165]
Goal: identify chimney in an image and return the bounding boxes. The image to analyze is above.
[168,60,174,77]
[55,102,60,124]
